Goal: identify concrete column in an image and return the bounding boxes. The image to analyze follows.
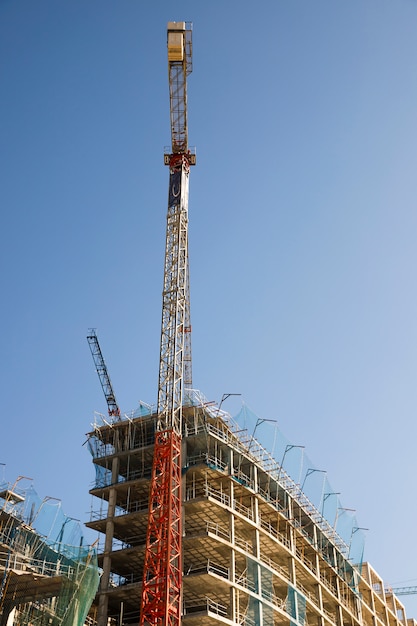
[229,465,236,623]
[97,454,119,626]
[252,465,263,626]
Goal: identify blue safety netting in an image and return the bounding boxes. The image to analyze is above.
[234,404,366,571]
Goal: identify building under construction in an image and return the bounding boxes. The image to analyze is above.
[0,479,99,626]
[85,22,416,626]
[86,392,415,626]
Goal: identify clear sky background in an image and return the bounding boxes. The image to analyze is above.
[2,0,417,614]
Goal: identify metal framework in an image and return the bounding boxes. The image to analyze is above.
[157,154,191,433]
[86,329,120,418]
[140,22,195,626]
[168,24,192,155]
[388,587,417,596]
[139,430,182,625]
[183,263,192,389]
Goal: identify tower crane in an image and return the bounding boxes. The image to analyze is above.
[139,22,195,626]
[386,586,417,596]
[87,329,121,418]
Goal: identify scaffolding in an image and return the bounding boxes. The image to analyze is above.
[0,481,100,626]
[85,390,415,626]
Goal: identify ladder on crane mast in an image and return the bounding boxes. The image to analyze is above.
[139,22,195,626]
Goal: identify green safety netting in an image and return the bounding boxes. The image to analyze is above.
[287,586,307,626]
[0,482,100,626]
[261,564,274,625]
[245,556,260,626]
[234,405,366,576]
[245,556,299,626]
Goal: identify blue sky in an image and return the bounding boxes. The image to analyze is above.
[2,0,417,613]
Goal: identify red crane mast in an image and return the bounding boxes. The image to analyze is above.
[139,22,195,626]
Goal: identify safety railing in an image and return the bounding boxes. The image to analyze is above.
[89,497,148,522]
[259,553,289,581]
[2,552,76,579]
[108,571,142,588]
[97,534,146,553]
[186,452,228,473]
[183,596,228,618]
[234,571,257,594]
[232,468,254,489]
[205,520,231,543]
[90,466,152,490]
[234,533,253,555]
[185,559,229,580]
[319,570,338,597]
[258,515,291,548]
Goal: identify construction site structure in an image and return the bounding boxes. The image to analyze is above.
[85,20,417,626]
[0,478,99,626]
[86,393,416,626]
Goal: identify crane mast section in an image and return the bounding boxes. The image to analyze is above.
[157,158,190,434]
[87,330,120,418]
[183,260,192,390]
[139,430,182,625]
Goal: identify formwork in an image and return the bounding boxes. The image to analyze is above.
[86,391,415,626]
[0,482,100,626]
